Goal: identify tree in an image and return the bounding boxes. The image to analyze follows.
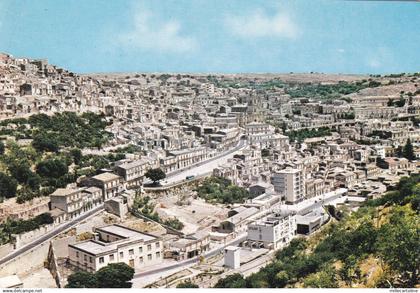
[36,158,68,178]
[376,207,419,287]
[402,139,416,161]
[303,266,338,288]
[0,172,17,198]
[261,149,270,157]
[66,271,97,288]
[32,134,59,153]
[214,273,246,288]
[144,168,166,185]
[0,141,5,155]
[95,263,134,288]
[176,281,199,288]
[395,145,403,157]
[70,148,83,165]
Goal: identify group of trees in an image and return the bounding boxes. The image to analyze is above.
[215,174,420,288]
[132,195,184,231]
[0,112,120,204]
[66,263,135,288]
[285,80,381,100]
[28,112,112,149]
[0,213,53,245]
[286,127,332,143]
[196,176,252,204]
[395,139,416,161]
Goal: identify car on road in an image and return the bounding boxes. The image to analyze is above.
[186,175,195,180]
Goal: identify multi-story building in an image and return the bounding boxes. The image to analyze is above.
[50,187,103,219]
[247,211,296,250]
[87,172,122,200]
[271,168,304,204]
[68,224,163,272]
[115,159,150,188]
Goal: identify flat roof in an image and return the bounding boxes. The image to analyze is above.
[117,159,148,170]
[51,188,80,197]
[72,240,111,255]
[0,275,23,288]
[96,224,156,242]
[92,172,120,182]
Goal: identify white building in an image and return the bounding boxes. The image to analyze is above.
[247,211,296,250]
[271,168,305,204]
[224,246,240,269]
[68,224,162,272]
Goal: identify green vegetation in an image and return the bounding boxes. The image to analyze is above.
[367,130,391,140]
[215,174,420,288]
[286,127,332,142]
[0,113,119,204]
[0,141,5,155]
[66,263,135,288]
[176,281,199,288]
[163,218,184,230]
[261,148,270,157]
[132,195,184,231]
[206,76,285,90]
[387,97,406,108]
[36,158,68,178]
[0,112,112,149]
[285,80,381,100]
[196,176,252,204]
[0,172,17,198]
[0,213,53,245]
[403,138,416,161]
[144,168,166,185]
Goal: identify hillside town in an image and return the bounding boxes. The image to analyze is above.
[0,53,419,289]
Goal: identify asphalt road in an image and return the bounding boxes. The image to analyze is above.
[162,138,247,185]
[134,235,247,279]
[0,204,104,266]
[0,140,247,267]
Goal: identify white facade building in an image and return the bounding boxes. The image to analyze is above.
[271,168,304,204]
[68,224,162,272]
[247,211,296,250]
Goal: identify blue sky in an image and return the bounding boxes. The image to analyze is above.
[0,0,419,74]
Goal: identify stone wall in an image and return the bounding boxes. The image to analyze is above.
[0,243,14,259]
[0,241,50,277]
[13,223,56,249]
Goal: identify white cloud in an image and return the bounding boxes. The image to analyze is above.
[366,47,394,69]
[368,58,382,69]
[120,9,197,53]
[337,48,345,54]
[225,9,299,39]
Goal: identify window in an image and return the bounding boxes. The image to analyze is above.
[147,254,152,261]
[139,257,143,263]
[147,244,152,251]
[89,256,93,263]
[155,242,160,249]
[76,252,79,258]
[129,249,134,256]
[99,257,104,264]
[84,255,87,261]
[139,246,143,253]
[120,252,124,258]
[156,252,160,258]
[109,254,114,261]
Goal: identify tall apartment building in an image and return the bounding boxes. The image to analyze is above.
[271,168,304,204]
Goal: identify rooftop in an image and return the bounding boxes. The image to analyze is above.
[92,172,120,182]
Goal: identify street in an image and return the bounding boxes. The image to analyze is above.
[0,204,104,266]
